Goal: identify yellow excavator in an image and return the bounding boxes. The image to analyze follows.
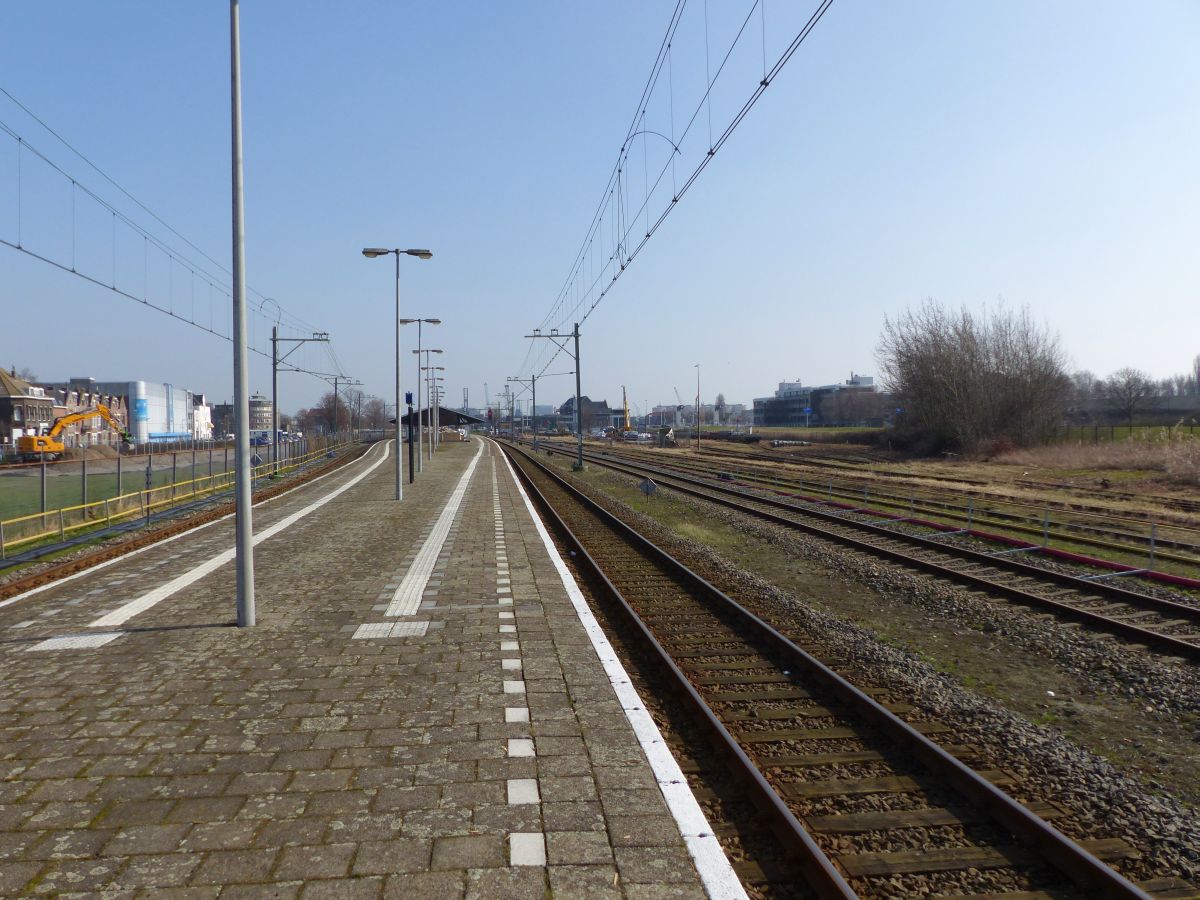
[17,405,132,461]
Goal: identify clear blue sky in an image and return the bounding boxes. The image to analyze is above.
[2,2,1197,416]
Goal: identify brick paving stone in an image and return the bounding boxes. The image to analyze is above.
[548,864,624,898]
[351,837,432,875]
[431,833,504,869]
[0,441,715,896]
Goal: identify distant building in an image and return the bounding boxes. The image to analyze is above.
[753,374,890,427]
[0,368,54,450]
[40,378,212,443]
[249,394,273,432]
[37,377,130,449]
[557,396,614,431]
[211,395,274,437]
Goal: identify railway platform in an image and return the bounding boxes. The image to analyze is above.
[0,438,737,897]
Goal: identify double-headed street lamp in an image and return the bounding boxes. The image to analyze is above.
[413,350,444,464]
[362,247,432,500]
[422,364,446,454]
[399,319,441,473]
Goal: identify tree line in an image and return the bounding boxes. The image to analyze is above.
[876,300,1197,452]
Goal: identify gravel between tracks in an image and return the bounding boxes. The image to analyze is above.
[560,464,1200,885]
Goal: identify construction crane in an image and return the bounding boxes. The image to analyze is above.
[621,385,631,433]
[673,387,686,427]
[17,404,132,460]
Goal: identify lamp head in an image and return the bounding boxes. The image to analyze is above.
[362,248,389,258]
[425,318,442,324]
[406,249,433,260]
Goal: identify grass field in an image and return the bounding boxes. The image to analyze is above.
[0,462,231,521]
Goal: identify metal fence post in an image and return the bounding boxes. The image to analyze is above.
[1042,508,1050,547]
[0,521,5,560]
[82,456,88,509]
[1149,523,1157,569]
[171,452,177,499]
[104,498,111,527]
[58,509,65,541]
[117,452,123,499]
[967,499,974,531]
[41,456,47,514]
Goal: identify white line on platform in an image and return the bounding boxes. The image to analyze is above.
[88,442,393,629]
[497,441,748,900]
[1,440,393,615]
[385,441,484,617]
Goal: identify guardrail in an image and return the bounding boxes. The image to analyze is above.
[0,440,356,559]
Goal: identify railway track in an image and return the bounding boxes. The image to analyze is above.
[691,440,1200,519]
[501,442,1180,899]
[528,442,1200,663]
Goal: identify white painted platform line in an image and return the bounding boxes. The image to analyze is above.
[497,442,748,900]
[89,442,394,630]
[1,439,394,614]
[386,441,485,617]
[26,632,124,652]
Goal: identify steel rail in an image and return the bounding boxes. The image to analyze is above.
[504,445,857,898]
[502,441,1150,899]
[536,443,1200,662]
[597,445,1200,562]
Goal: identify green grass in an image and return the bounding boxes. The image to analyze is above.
[0,463,230,521]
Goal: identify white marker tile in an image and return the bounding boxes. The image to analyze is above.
[500,641,520,651]
[503,680,526,694]
[509,832,546,866]
[507,738,536,758]
[11,621,35,629]
[391,621,430,637]
[499,598,513,606]
[507,778,540,805]
[353,623,393,639]
[27,632,123,652]
[501,658,523,671]
[497,578,511,585]
[497,587,512,595]
[499,625,517,634]
[499,611,514,620]
[505,707,530,723]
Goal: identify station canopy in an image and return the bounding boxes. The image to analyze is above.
[399,405,485,428]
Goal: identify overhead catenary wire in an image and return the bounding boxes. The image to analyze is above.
[522,0,834,382]
[0,104,334,378]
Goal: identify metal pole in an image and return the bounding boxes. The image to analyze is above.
[117,452,122,499]
[272,325,279,474]
[394,252,403,500]
[40,455,47,513]
[332,376,340,445]
[532,375,538,450]
[408,404,415,484]
[696,364,701,451]
[230,0,255,627]
[82,456,87,509]
[416,322,423,473]
[573,323,583,470]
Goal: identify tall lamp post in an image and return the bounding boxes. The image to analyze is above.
[694,363,701,452]
[399,318,441,473]
[362,247,432,500]
[426,372,445,452]
[414,351,444,463]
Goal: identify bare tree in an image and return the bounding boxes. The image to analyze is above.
[877,300,1069,449]
[714,393,726,426]
[363,397,388,430]
[15,367,37,382]
[1070,370,1098,407]
[1102,368,1155,426]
